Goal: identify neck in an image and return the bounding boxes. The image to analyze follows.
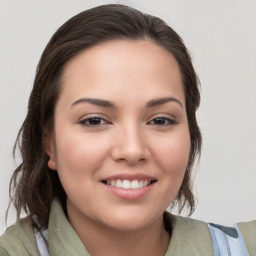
[67,207,170,256]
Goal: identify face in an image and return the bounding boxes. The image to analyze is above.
[46,39,190,232]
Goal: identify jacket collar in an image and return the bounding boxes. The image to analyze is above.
[47,199,213,256]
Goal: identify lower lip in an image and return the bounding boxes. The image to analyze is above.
[102,182,155,200]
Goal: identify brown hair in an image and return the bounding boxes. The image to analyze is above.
[9,4,201,228]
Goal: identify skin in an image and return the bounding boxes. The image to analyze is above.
[46,39,191,256]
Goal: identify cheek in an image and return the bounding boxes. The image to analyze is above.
[149,128,191,210]
[53,130,111,182]
[53,137,98,202]
[154,129,191,178]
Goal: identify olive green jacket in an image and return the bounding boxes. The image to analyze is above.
[0,199,255,255]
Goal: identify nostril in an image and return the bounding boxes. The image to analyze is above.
[111,135,151,164]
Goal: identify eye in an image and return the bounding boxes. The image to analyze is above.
[148,117,177,126]
[79,117,108,127]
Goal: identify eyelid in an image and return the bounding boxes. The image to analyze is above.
[78,114,111,127]
[147,114,178,126]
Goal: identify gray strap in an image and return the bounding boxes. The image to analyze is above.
[34,228,49,256]
[208,223,249,256]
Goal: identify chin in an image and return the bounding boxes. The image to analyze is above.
[101,208,162,232]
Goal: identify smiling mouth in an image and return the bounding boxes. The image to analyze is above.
[102,179,157,189]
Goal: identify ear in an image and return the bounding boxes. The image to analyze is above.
[44,132,57,170]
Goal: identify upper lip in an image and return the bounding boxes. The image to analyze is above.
[101,173,157,181]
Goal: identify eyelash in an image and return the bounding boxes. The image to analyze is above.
[147,117,177,126]
[79,116,177,127]
[79,117,109,127]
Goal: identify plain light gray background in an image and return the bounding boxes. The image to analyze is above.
[0,0,255,235]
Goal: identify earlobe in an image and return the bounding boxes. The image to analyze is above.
[48,157,57,170]
[44,132,57,170]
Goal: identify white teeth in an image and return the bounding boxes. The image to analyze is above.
[116,179,122,188]
[122,180,131,189]
[131,180,139,189]
[107,179,152,189]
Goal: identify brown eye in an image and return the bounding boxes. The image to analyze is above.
[148,117,177,126]
[80,117,106,127]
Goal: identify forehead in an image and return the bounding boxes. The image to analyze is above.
[60,39,185,105]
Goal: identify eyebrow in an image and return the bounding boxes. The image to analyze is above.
[146,97,183,109]
[71,96,183,109]
[71,98,116,108]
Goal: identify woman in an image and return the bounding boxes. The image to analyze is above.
[0,4,254,256]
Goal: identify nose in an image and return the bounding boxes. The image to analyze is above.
[111,125,151,165]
